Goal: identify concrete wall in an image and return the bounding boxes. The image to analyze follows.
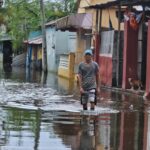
[46,27,77,74]
[55,30,69,55]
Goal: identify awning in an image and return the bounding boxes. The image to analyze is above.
[24,37,42,45]
[56,13,92,30]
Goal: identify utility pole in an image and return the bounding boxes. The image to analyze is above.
[40,0,47,72]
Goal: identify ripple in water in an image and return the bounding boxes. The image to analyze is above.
[0,79,119,114]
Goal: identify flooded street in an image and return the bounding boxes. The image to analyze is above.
[0,67,150,150]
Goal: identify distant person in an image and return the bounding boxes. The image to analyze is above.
[78,49,100,110]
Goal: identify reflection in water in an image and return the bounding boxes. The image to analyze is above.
[58,76,75,95]
[144,113,150,150]
[0,107,147,150]
[79,116,98,150]
[0,67,150,150]
[3,64,12,79]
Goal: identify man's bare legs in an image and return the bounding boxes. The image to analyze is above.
[83,103,95,110]
[90,102,95,110]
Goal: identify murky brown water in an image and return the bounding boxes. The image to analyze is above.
[0,67,150,150]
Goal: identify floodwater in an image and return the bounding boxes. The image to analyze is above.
[0,67,150,150]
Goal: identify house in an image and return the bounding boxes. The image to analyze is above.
[77,0,125,87]
[77,0,150,92]
[51,13,93,79]
[45,19,77,78]
[24,31,42,70]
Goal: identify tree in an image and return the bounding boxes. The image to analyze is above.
[44,0,77,22]
[4,0,41,52]
[2,0,77,53]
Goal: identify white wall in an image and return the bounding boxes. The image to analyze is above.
[46,27,57,72]
[68,32,77,53]
[46,26,77,73]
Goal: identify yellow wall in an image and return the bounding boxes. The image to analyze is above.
[58,77,74,93]
[31,47,36,60]
[37,47,42,60]
[31,46,42,61]
[58,53,75,79]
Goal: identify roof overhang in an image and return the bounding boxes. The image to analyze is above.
[56,13,92,30]
[88,1,118,9]
[24,37,42,45]
[87,0,150,9]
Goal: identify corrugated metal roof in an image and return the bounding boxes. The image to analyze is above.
[56,13,92,30]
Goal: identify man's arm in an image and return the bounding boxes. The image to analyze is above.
[78,74,84,94]
[96,68,101,93]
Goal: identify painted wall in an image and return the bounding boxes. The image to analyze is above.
[68,33,77,53]
[30,45,42,69]
[122,21,138,89]
[58,53,75,79]
[46,26,77,73]
[99,30,122,86]
[46,27,57,72]
[37,47,42,60]
[55,30,68,54]
[31,46,42,60]
[31,47,37,61]
[28,31,42,40]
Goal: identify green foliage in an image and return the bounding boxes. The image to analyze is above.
[2,0,77,52]
[44,0,77,22]
[4,0,41,51]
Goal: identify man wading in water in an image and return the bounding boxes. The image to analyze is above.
[78,49,100,110]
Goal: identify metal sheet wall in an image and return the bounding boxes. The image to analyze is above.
[99,30,123,86]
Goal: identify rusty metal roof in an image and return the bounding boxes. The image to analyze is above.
[45,13,92,30]
[56,13,92,30]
